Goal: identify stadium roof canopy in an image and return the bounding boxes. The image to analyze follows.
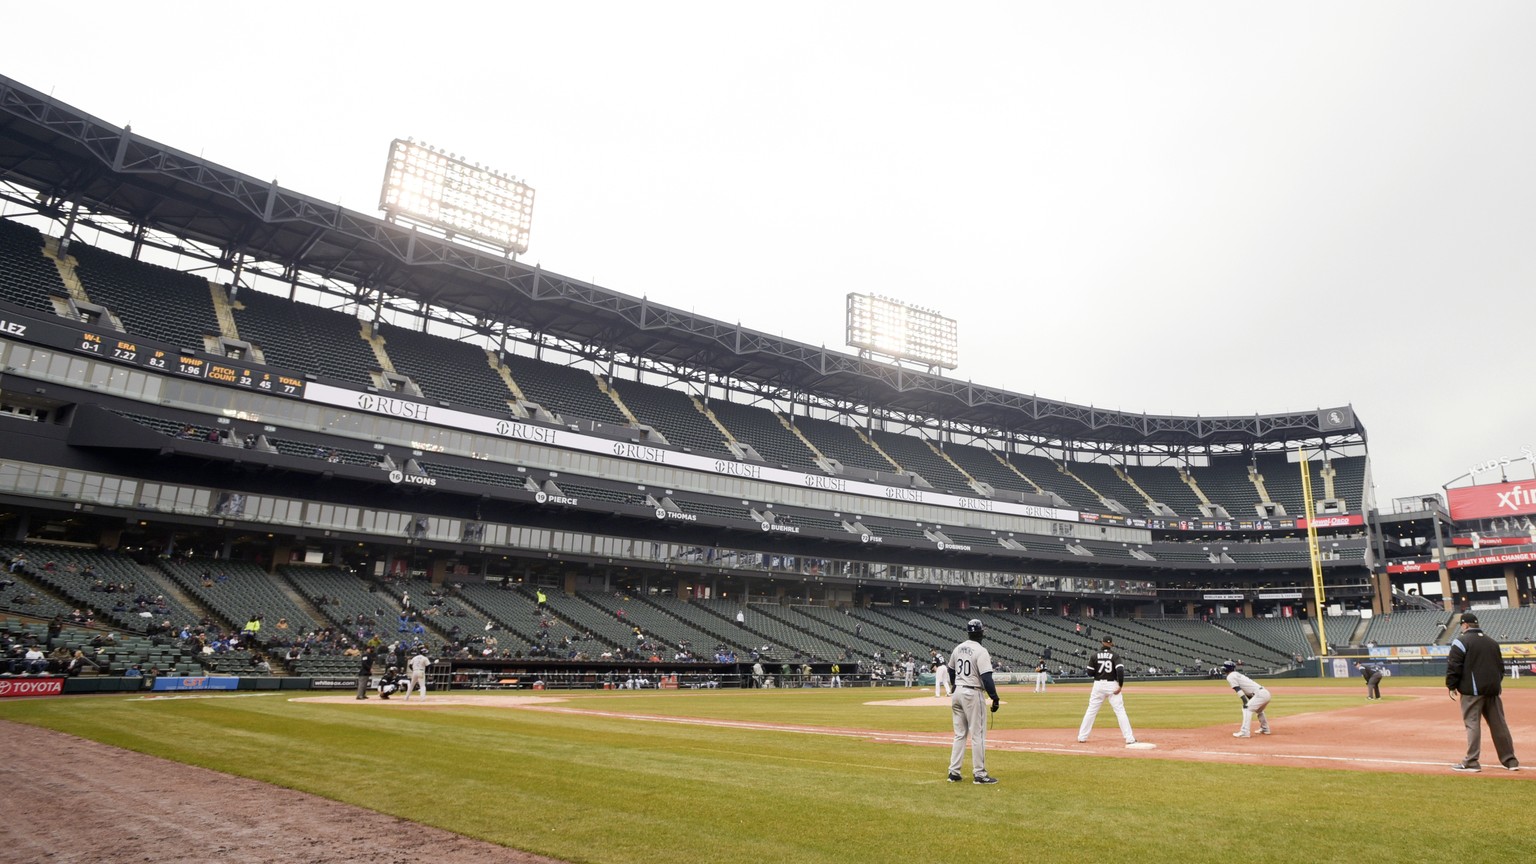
[0,74,1364,450]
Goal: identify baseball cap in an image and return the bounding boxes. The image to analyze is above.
[1461,613,1478,626]
[1101,636,1114,645]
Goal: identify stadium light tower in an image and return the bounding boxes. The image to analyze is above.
[845,293,959,373]
[379,139,535,256]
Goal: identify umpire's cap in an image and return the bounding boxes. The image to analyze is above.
[966,619,985,639]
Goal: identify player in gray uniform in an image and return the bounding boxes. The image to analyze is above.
[404,648,431,701]
[947,619,1000,784]
[1077,635,1137,745]
[1222,660,1271,737]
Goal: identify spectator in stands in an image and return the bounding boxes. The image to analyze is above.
[64,650,90,677]
[46,615,63,648]
[123,664,143,678]
[178,424,199,439]
[23,644,47,675]
[242,614,262,642]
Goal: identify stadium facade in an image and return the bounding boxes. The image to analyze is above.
[0,73,1530,680]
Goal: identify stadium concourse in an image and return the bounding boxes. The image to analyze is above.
[0,72,1532,699]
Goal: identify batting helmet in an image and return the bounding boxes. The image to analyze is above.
[1220,660,1237,673]
[966,619,985,639]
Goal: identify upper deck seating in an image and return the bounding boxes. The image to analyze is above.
[789,416,894,475]
[609,378,728,455]
[942,442,1040,496]
[0,220,67,312]
[704,399,821,470]
[501,352,630,426]
[1005,452,1101,512]
[1254,453,1328,518]
[232,289,379,386]
[869,432,973,493]
[376,321,515,415]
[1189,457,1263,518]
[1065,461,1148,514]
[1122,464,1205,518]
[70,243,220,351]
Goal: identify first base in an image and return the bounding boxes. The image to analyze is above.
[1126,741,1157,750]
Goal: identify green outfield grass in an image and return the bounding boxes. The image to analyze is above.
[3,680,1531,864]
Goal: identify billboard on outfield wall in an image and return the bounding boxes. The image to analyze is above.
[1447,479,1536,521]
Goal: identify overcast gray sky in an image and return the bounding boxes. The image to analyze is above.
[5,1,1535,507]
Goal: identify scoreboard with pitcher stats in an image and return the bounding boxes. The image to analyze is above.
[0,305,306,398]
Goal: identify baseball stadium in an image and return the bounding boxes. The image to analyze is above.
[0,72,1531,863]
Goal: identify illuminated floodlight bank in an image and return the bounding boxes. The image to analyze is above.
[846,293,958,370]
[379,139,535,255]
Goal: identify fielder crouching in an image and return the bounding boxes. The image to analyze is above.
[378,666,403,700]
[1222,660,1271,737]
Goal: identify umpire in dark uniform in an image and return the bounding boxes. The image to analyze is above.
[1359,661,1384,699]
[1446,613,1520,772]
[355,649,375,700]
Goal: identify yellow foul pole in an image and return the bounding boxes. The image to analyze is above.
[1300,446,1327,655]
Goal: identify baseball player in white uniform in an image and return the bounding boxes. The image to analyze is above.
[1222,660,1271,737]
[1033,659,1050,693]
[932,650,952,697]
[404,648,431,701]
[947,619,1000,784]
[1077,636,1137,745]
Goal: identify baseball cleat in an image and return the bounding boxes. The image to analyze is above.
[973,774,999,785]
[1076,738,1088,743]
[947,773,962,783]
[1505,764,1521,772]
[1232,731,1250,738]
[1450,763,1481,773]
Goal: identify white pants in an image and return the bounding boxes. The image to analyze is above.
[1239,688,1271,734]
[1078,680,1135,743]
[1034,672,1049,693]
[948,687,990,777]
[403,671,427,699]
[935,668,952,697]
